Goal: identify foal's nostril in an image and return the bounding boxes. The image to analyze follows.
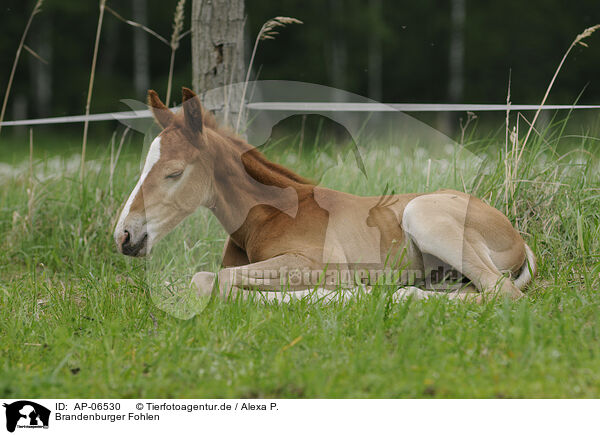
[120,230,131,249]
[120,230,148,256]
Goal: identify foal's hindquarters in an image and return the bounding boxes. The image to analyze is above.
[191,189,535,304]
[401,190,534,302]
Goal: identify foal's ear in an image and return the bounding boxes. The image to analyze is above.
[182,87,203,133]
[147,90,174,129]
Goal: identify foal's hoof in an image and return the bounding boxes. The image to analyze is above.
[191,271,216,298]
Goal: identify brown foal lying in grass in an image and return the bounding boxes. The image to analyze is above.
[114,88,535,303]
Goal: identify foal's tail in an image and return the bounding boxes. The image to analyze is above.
[514,244,536,290]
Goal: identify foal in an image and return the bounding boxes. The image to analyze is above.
[114,88,535,303]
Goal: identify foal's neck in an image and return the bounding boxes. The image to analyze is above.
[208,132,311,240]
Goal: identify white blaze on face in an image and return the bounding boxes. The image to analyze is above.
[114,136,162,242]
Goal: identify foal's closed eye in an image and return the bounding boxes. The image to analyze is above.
[166,170,183,179]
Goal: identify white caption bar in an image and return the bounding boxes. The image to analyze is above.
[0,399,598,435]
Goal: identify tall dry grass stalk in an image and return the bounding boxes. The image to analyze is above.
[166,0,186,107]
[109,127,130,196]
[222,17,247,128]
[106,5,169,45]
[458,111,477,146]
[503,71,512,215]
[236,16,303,132]
[81,0,107,185]
[502,24,599,221]
[426,158,432,190]
[521,24,600,150]
[0,0,43,138]
[106,3,189,107]
[27,129,36,228]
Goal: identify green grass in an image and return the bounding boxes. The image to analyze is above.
[1,115,600,398]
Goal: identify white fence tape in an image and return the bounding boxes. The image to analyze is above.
[1,103,599,127]
[246,102,600,112]
[0,110,154,126]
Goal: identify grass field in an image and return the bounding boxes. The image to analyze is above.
[1,114,600,398]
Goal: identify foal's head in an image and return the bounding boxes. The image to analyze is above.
[114,87,216,256]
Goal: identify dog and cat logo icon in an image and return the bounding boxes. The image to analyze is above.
[3,401,50,432]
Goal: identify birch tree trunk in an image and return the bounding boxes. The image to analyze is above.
[191,0,245,129]
[29,19,52,117]
[329,0,348,93]
[368,0,382,102]
[438,0,465,133]
[132,0,150,99]
[448,0,465,104]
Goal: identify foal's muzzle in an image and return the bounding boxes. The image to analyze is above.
[119,230,148,257]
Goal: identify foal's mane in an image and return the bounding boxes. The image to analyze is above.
[208,114,314,189]
[237,140,314,188]
[173,106,314,189]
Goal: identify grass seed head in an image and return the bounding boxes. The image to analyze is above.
[575,24,600,47]
[260,16,303,41]
[171,0,186,49]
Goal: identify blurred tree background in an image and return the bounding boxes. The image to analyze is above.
[1,0,599,132]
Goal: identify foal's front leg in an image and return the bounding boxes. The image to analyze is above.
[216,253,319,297]
[191,253,317,299]
[194,252,359,301]
[193,253,366,302]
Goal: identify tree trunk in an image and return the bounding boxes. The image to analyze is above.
[448,0,465,104]
[438,0,465,134]
[368,0,382,102]
[29,19,52,117]
[191,0,245,129]
[329,0,347,93]
[132,0,150,99]
[99,14,119,77]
